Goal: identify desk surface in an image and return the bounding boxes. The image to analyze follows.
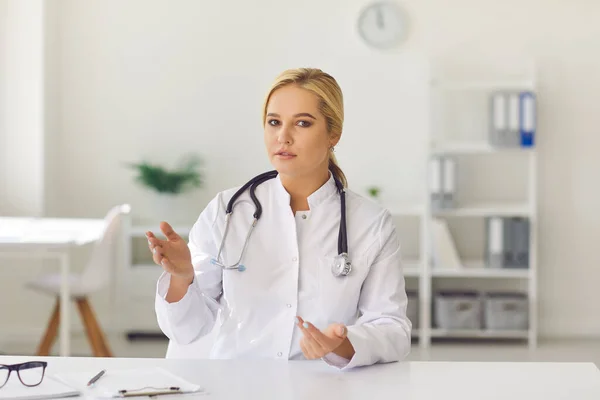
[0,217,105,248]
[1,356,599,399]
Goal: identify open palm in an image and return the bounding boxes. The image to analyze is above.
[146,221,194,280]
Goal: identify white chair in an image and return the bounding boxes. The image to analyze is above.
[26,204,131,357]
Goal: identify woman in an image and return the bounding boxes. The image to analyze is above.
[148,68,412,369]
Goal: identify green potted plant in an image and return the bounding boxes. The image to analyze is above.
[127,154,203,195]
[367,186,381,201]
[126,154,204,222]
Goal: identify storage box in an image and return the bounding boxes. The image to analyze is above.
[484,292,528,330]
[433,291,481,330]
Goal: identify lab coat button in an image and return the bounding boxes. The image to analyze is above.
[286,304,292,308]
[301,214,307,219]
[292,257,297,262]
[277,352,283,357]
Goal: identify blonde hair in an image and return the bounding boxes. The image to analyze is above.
[262,68,347,188]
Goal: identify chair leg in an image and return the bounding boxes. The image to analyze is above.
[36,298,60,356]
[76,297,113,357]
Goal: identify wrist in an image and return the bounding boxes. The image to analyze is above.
[332,337,355,360]
[171,270,194,286]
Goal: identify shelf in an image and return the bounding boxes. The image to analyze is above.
[431,141,535,155]
[431,263,530,279]
[403,260,421,277]
[433,203,532,217]
[431,79,535,91]
[430,329,529,339]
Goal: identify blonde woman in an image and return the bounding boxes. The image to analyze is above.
[148,68,412,369]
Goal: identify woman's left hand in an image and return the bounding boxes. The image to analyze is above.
[296,316,356,360]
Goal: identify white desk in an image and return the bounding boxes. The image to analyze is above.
[1,355,600,399]
[0,217,105,356]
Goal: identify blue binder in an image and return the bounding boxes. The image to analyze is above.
[519,92,536,147]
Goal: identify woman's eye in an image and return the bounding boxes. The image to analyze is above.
[267,119,280,126]
[297,120,312,127]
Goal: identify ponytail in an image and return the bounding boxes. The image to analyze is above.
[328,152,347,188]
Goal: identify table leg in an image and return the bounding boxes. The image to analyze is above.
[59,252,70,357]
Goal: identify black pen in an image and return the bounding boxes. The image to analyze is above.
[87,369,106,386]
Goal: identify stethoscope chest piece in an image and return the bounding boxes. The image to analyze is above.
[331,253,352,277]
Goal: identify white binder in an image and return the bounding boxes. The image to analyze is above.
[429,157,443,210]
[507,92,520,146]
[442,157,455,208]
[486,217,504,268]
[490,92,507,146]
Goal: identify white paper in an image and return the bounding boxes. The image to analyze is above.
[431,218,462,269]
[0,372,79,400]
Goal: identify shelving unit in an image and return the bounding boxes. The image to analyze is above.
[410,64,538,350]
[429,329,529,340]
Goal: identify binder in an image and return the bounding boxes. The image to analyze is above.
[430,157,443,210]
[520,91,536,147]
[442,157,455,209]
[489,92,507,147]
[485,217,513,268]
[485,217,504,268]
[503,218,515,267]
[511,217,530,268]
[507,92,521,147]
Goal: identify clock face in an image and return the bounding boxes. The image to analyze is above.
[357,1,409,49]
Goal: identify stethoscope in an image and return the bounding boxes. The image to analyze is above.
[210,170,352,277]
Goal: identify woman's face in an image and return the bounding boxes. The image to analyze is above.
[264,84,335,179]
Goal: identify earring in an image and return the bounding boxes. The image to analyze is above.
[330,146,335,152]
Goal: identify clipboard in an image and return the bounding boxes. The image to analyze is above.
[116,386,182,398]
[54,367,205,398]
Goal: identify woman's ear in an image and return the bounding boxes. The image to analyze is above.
[329,134,341,149]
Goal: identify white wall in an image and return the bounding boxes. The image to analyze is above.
[0,0,7,211]
[0,0,45,217]
[2,0,600,341]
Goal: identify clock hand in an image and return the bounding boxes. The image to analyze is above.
[376,6,384,29]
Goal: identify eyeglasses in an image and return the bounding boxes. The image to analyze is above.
[0,361,48,389]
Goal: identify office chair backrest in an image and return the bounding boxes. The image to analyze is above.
[80,204,131,292]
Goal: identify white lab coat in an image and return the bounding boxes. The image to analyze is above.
[155,173,412,369]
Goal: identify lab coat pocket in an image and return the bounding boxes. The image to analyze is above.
[317,254,369,319]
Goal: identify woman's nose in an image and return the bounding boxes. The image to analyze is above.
[277,127,292,144]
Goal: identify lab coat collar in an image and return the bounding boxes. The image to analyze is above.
[307,172,337,209]
[274,171,337,210]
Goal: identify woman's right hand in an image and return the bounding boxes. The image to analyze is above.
[147,221,194,283]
